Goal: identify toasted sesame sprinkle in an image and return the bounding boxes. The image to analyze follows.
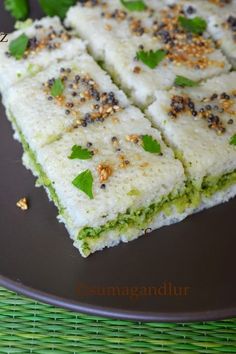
[133,66,141,74]
[42,68,123,127]
[119,154,130,168]
[16,197,28,211]
[167,90,235,134]
[8,26,72,59]
[97,164,113,183]
[96,2,224,70]
[126,134,140,144]
[104,24,112,31]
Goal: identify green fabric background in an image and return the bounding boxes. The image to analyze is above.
[0,287,235,353]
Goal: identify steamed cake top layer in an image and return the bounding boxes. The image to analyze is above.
[169,0,236,68]
[5,55,129,151]
[0,17,86,92]
[148,72,236,185]
[35,106,186,231]
[66,0,231,106]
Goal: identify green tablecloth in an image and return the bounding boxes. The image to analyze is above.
[0,287,235,353]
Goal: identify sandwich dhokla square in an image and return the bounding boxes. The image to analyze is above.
[27,106,189,257]
[147,72,236,208]
[207,12,236,69]
[4,55,129,151]
[0,17,86,92]
[1,1,236,257]
[166,0,236,16]
[4,55,192,257]
[66,0,231,106]
[175,0,236,68]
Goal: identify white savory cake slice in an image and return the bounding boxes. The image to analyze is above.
[66,0,231,107]
[207,13,236,69]
[147,72,236,209]
[0,17,86,92]
[175,0,236,68]
[166,0,236,16]
[24,106,188,257]
[3,56,191,257]
[4,55,129,151]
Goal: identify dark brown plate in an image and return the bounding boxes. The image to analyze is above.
[0,1,236,322]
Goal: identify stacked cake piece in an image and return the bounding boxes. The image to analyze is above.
[0,17,86,91]
[176,0,236,68]
[0,0,236,257]
[66,0,231,106]
[1,16,191,257]
[147,72,236,209]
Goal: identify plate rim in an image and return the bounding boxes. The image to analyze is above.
[1,1,236,325]
[1,275,236,322]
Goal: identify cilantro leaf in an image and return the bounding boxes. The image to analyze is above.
[174,75,199,87]
[9,33,29,60]
[4,0,29,20]
[15,18,33,30]
[136,49,166,69]
[68,145,93,160]
[127,188,141,196]
[230,134,236,146]
[178,16,207,35]
[72,169,94,199]
[120,0,146,11]
[38,0,76,19]
[142,135,161,154]
[50,78,65,97]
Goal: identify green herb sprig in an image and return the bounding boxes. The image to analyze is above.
[120,0,146,11]
[178,16,207,35]
[4,0,29,20]
[136,49,166,69]
[50,78,65,97]
[230,134,236,146]
[68,145,93,160]
[174,75,199,87]
[38,0,76,19]
[9,33,29,59]
[72,169,94,199]
[142,135,161,154]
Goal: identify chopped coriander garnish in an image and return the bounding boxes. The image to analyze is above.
[72,169,94,199]
[142,135,161,154]
[178,16,207,35]
[230,134,236,146]
[4,0,29,20]
[136,49,166,69]
[14,18,33,30]
[50,78,65,97]
[39,0,76,19]
[120,0,146,11]
[9,33,29,60]
[174,75,199,87]
[127,188,141,196]
[27,63,42,77]
[68,145,93,160]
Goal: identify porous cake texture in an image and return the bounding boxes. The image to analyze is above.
[5,55,128,151]
[1,8,236,257]
[66,0,231,106]
[3,52,190,257]
[147,72,236,208]
[175,0,236,68]
[0,17,86,92]
[28,106,188,257]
